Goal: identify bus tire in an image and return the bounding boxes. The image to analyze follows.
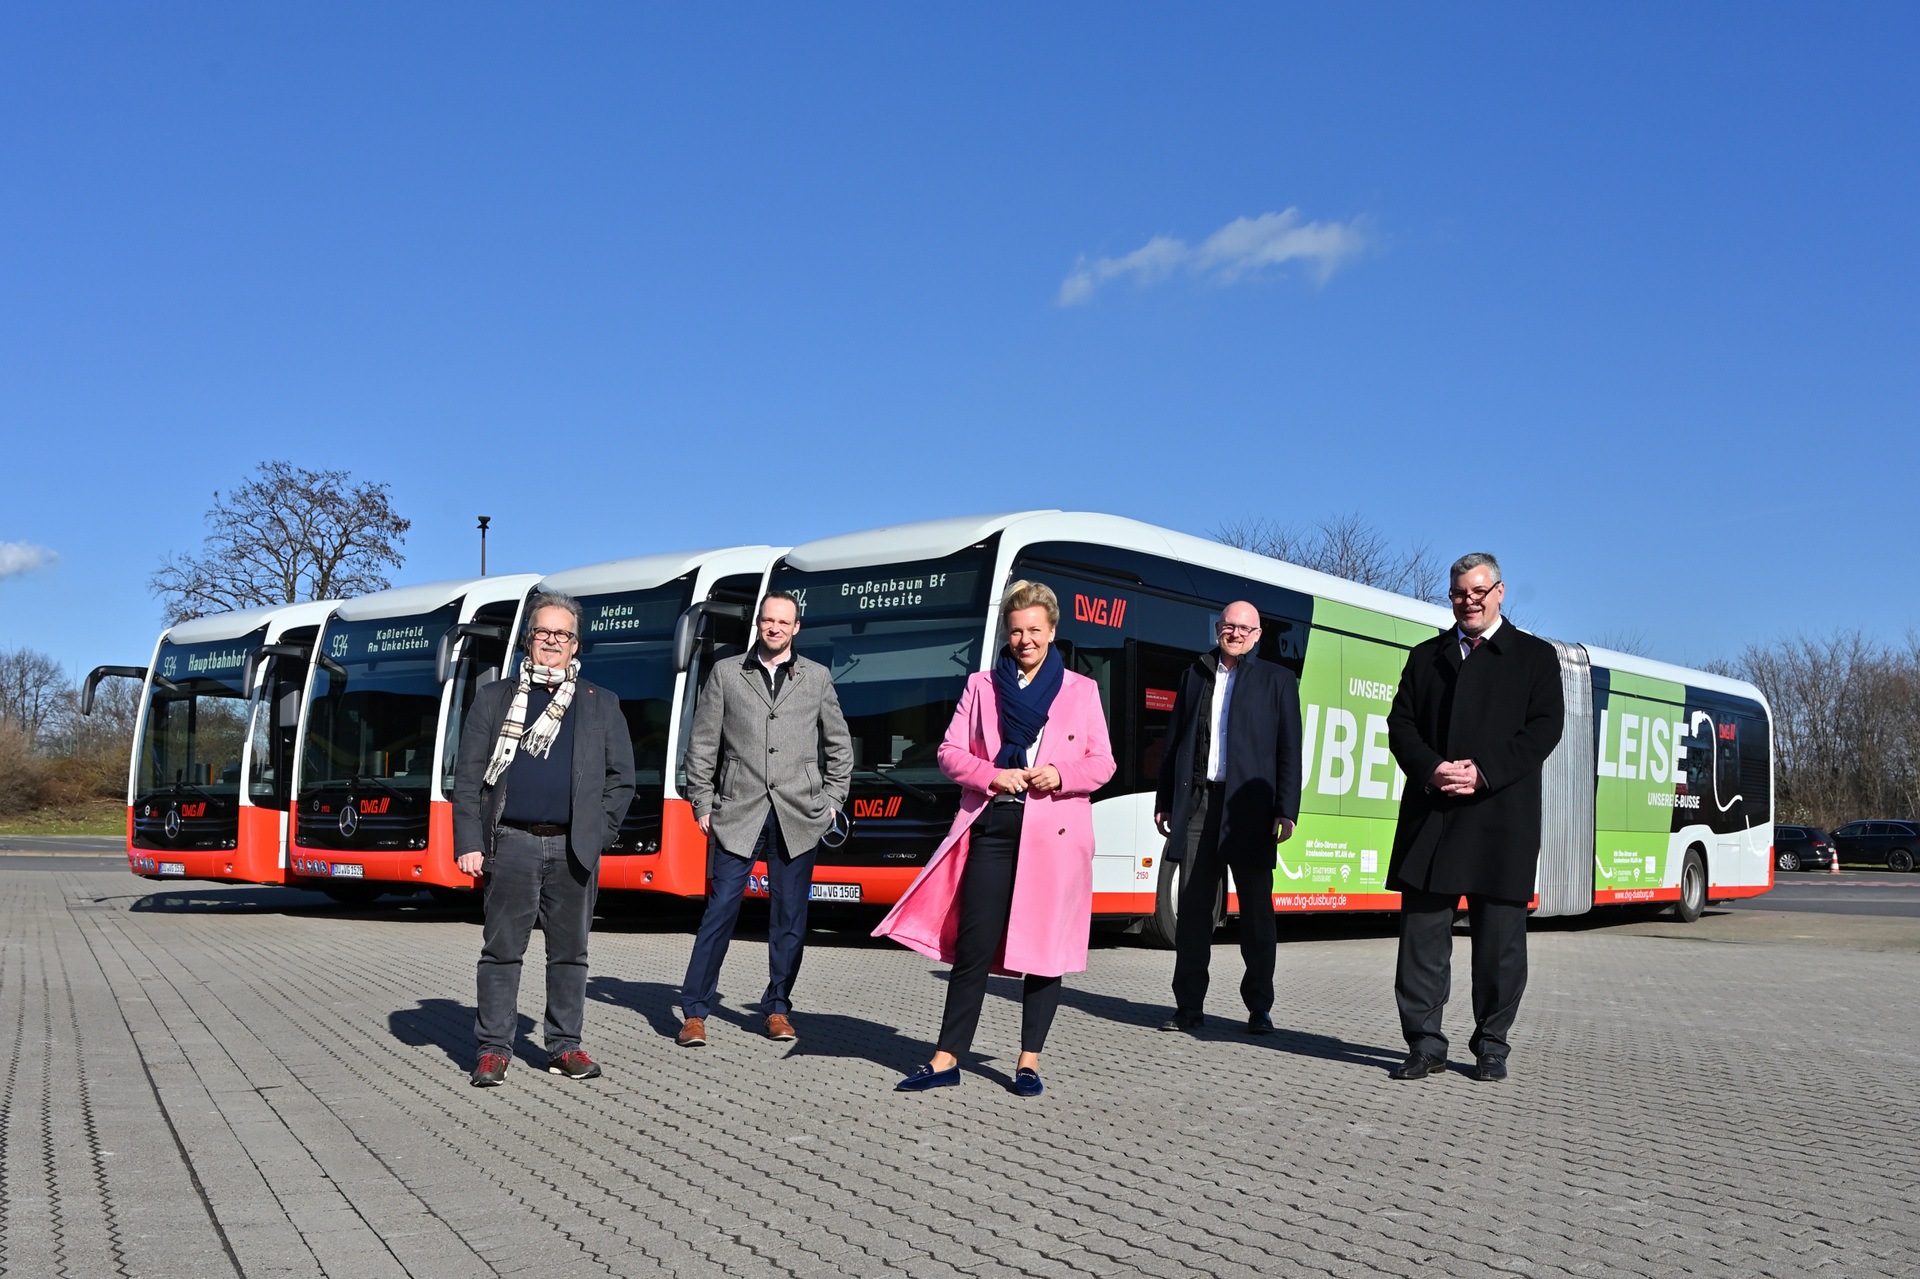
[1143,850,1223,950]
[1673,849,1708,922]
[1889,849,1916,874]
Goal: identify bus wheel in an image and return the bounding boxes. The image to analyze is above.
[1889,849,1916,873]
[1144,851,1223,950]
[1776,848,1801,873]
[1673,850,1707,923]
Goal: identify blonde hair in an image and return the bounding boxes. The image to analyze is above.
[999,579,1060,629]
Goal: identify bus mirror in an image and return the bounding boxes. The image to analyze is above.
[435,629,461,686]
[673,601,751,674]
[243,643,312,693]
[436,622,507,685]
[672,607,701,674]
[81,665,148,716]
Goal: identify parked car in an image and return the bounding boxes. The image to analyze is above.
[1772,825,1834,872]
[1829,820,1920,872]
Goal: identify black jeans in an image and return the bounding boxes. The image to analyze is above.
[1170,784,1277,1017]
[936,801,1063,1057]
[681,809,816,1020]
[475,825,598,1058]
[1395,888,1530,1061]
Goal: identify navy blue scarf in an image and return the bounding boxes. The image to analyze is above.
[992,646,1064,769]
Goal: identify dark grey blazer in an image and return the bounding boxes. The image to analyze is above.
[451,675,636,870]
[682,652,853,860]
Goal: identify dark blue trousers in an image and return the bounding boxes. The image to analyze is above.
[681,810,816,1019]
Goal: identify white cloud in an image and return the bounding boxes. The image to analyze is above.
[0,542,58,582]
[1057,208,1369,306]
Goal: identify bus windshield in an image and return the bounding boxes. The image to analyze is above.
[301,605,456,798]
[572,580,694,847]
[770,549,992,787]
[136,635,260,801]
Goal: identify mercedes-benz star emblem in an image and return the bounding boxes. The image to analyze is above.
[163,807,181,841]
[338,802,360,839]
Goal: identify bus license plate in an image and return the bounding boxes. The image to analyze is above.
[810,883,860,902]
[332,863,364,878]
[159,862,186,876]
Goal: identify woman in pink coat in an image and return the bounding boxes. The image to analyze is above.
[876,580,1115,1096]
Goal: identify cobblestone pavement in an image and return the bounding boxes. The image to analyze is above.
[2,865,1916,1278]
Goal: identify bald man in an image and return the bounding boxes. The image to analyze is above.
[1153,602,1303,1034]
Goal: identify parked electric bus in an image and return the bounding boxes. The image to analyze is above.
[84,600,341,885]
[762,511,1774,939]
[286,574,540,901]
[531,545,786,898]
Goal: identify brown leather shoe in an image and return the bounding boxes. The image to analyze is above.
[676,1017,707,1047]
[766,1013,797,1042]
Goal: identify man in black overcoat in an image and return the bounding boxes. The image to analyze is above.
[1153,601,1303,1035]
[1385,553,1564,1081]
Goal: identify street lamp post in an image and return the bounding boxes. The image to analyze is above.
[478,515,491,576]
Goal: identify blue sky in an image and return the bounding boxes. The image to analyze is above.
[4,5,1916,679]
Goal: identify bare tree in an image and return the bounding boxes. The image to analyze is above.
[1215,512,1445,605]
[151,461,409,624]
[1722,630,1920,829]
[0,646,68,748]
[1594,628,1653,657]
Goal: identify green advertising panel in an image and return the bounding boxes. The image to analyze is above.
[1282,608,1422,903]
[1593,670,1689,894]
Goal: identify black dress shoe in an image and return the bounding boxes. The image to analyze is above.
[1158,1012,1204,1032]
[1472,1054,1508,1081]
[1389,1050,1447,1080]
[1245,1013,1275,1035]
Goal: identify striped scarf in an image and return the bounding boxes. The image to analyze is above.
[483,658,581,786]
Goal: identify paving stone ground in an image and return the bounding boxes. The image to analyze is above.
[1,863,1915,1278]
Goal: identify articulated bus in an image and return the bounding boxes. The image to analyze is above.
[86,600,341,885]
[287,574,541,902]
[760,511,1774,938]
[534,545,786,898]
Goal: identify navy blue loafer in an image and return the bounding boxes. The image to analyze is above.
[1011,1067,1043,1097]
[895,1063,961,1092]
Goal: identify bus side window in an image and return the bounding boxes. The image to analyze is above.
[1737,713,1770,824]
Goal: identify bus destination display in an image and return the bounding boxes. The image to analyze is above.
[777,559,984,623]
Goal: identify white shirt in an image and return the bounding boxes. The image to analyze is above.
[1458,615,1503,661]
[1206,658,1239,783]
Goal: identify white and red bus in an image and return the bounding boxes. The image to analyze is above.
[286,574,541,902]
[531,545,787,898]
[86,600,341,886]
[760,511,1774,937]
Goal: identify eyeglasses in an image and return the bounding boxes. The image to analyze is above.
[1217,622,1260,637]
[1447,584,1501,604]
[531,628,577,644]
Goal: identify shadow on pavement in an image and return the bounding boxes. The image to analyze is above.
[585,974,939,1076]
[971,968,1404,1071]
[389,998,544,1069]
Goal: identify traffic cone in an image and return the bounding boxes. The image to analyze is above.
[1831,851,1842,874]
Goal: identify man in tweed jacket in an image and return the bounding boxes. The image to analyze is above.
[676,589,852,1046]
